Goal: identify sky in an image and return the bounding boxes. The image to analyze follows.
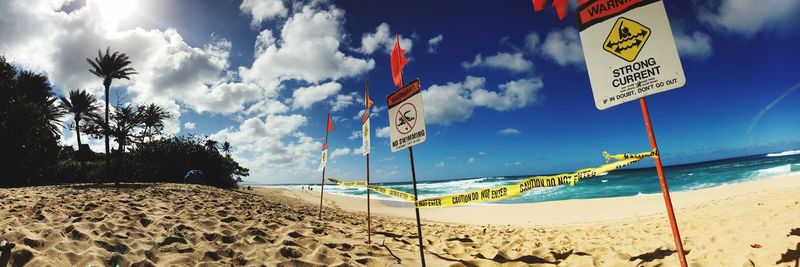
[1,0,799,184]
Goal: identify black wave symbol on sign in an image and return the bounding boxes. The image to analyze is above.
[605,30,648,49]
[614,39,642,53]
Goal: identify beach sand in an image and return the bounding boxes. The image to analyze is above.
[0,174,798,266]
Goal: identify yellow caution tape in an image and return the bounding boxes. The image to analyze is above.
[367,185,417,202]
[327,178,417,202]
[603,149,658,162]
[327,178,368,187]
[327,150,655,208]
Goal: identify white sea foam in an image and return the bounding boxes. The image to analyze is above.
[747,164,792,180]
[766,150,800,157]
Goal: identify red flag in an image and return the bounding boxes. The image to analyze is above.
[390,34,408,88]
[326,113,334,132]
[532,0,584,20]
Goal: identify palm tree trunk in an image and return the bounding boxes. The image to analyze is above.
[104,83,113,186]
[76,118,83,147]
[76,118,86,175]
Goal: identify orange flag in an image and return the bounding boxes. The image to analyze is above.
[390,34,408,88]
[326,113,334,132]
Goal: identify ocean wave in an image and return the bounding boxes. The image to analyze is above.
[747,164,792,180]
[683,182,717,191]
[766,150,800,157]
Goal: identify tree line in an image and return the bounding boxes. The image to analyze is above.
[0,48,248,188]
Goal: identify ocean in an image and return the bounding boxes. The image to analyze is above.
[254,150,800,204]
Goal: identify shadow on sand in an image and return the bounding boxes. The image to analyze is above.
[776,228,800,267]
[630,247,691,262]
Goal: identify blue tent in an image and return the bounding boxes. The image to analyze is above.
[184,169,206,184]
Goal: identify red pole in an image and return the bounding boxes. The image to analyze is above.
[365,79,372,244]
[366,154,371,244]
[318,114,330,220]
[639,97,687,267]
[318,166,326,220]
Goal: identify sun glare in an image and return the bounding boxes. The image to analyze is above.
[96,0,137,27]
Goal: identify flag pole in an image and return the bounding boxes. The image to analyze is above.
[365,79,372,244]
[408,146,426,267]
[639,97,687,267]
[319,113,330,220]
[392,36,425,266]
[401,74,427,266]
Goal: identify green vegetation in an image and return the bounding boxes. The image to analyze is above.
[0,53,248,188]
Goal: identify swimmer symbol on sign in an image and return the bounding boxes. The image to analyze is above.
[603,17,651,62]
[395,103,417,134]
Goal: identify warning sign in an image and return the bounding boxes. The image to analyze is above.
[603,17,650,62]
[361,117,370,156]
[318,144,328,171]
[577,0,685,110]
[387,79,426,152]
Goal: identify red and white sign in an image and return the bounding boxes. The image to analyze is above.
[577,0,685,110]
[387,79,426,152]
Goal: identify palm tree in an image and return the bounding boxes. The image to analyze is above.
[109,104,143,186]
[221,141,231,157]
[86,47,137,176]
[59,89,99,150]
[139,103,170,143]
[38,97,67,138]
[204,139,219,152]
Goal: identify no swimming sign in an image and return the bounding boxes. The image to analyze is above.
[387,79,427,152]
[577,0,685,110]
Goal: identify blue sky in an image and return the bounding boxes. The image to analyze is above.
[1,0,798,184]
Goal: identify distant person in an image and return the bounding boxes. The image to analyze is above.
[247,186,252,190]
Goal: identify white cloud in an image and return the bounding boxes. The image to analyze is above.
[240,6,375,92]
[244,99,289,118]
[524,32,540,52]
[698,0,800,36]
[462,52,533,73]
[254,29,277,58]
[498,128,520,135]
[540,28,584,67]
[330,91,358,112]
[477,151,487,156]
[358,23,413,54]
[427,34,443,53]
[376,126,390,138]
[435,161,445,168]
[330,147,351,158]
[675,30,713,60]
[240,0,288,27]
[348,130,360,140]
[211,114,318,182]
[354,105,386,120]
[291,82,341,110]
[468,157,476,164]
[184,122,196,130]
[423,76,544,124]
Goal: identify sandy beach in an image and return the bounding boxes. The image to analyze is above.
[1,174,798,266]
